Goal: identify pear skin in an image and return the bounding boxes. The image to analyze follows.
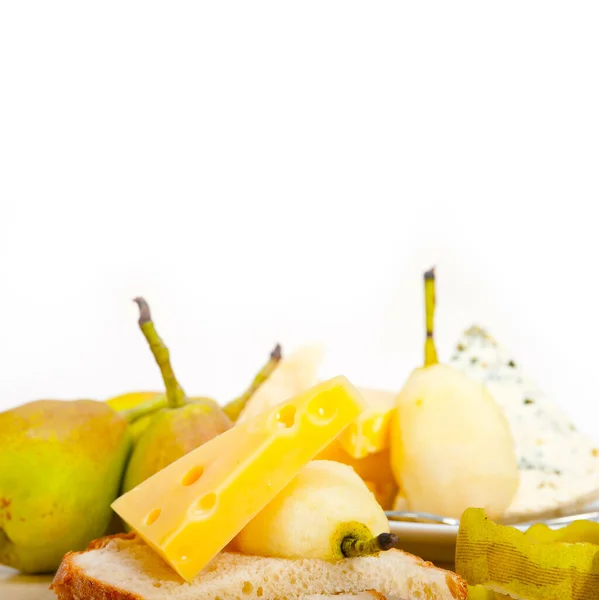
[0,399,131,573]
[106,391,163,412]
[122,398,232,492]
[106,392,166,441]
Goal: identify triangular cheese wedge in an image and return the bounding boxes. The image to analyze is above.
[448,325,599,522]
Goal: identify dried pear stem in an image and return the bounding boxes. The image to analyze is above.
[133,297,186,409]
[223,344,282,422]
[341,533,400,558]
[424,267,438,366]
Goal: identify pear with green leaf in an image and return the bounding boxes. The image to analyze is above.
[121,297,280,493]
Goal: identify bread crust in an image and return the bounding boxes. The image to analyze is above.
[51,534,143,600]
[49,533,467,600]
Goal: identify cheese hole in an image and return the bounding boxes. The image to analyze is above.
[182,466,204,486]
[275,405,296,428]
[307,396,338,425]
[195,492,217,516]
[145,508,161,526]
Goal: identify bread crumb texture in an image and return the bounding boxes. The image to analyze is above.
[50,534,466,600]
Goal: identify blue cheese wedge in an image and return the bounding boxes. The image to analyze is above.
[448,326,599,521]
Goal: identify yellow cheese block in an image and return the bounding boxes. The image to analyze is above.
[111,376,366,582]
[336,387,395,459]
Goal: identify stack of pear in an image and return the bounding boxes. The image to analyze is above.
[122,297,281,492]
[234,460,398,560]
[0,399,138,573]
[389,268,519,520]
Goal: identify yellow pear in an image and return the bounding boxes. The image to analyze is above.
[0,400,132,573]
[106,391,162,412]
[233,460,396,560]
[389,268,519,520]
[106,391,165,440]
[316,443,397,509]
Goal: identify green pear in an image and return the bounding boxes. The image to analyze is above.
[122,398,232,492]
[121,297,281,493]
[0,399,132,573]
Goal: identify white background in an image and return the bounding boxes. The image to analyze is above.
[1,3,598,439]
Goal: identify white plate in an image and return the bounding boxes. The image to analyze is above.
[388,502,599,564]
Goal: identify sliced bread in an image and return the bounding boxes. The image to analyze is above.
[50,533,466,600]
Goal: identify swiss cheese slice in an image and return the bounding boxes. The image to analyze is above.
[236,343,393,461]
[111,376,366,582]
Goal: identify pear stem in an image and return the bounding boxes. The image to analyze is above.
[133,297,186,409]
[424,267,438,367]
[222,344,282,422]
[341,533,400,558]
[119,394,168,423]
